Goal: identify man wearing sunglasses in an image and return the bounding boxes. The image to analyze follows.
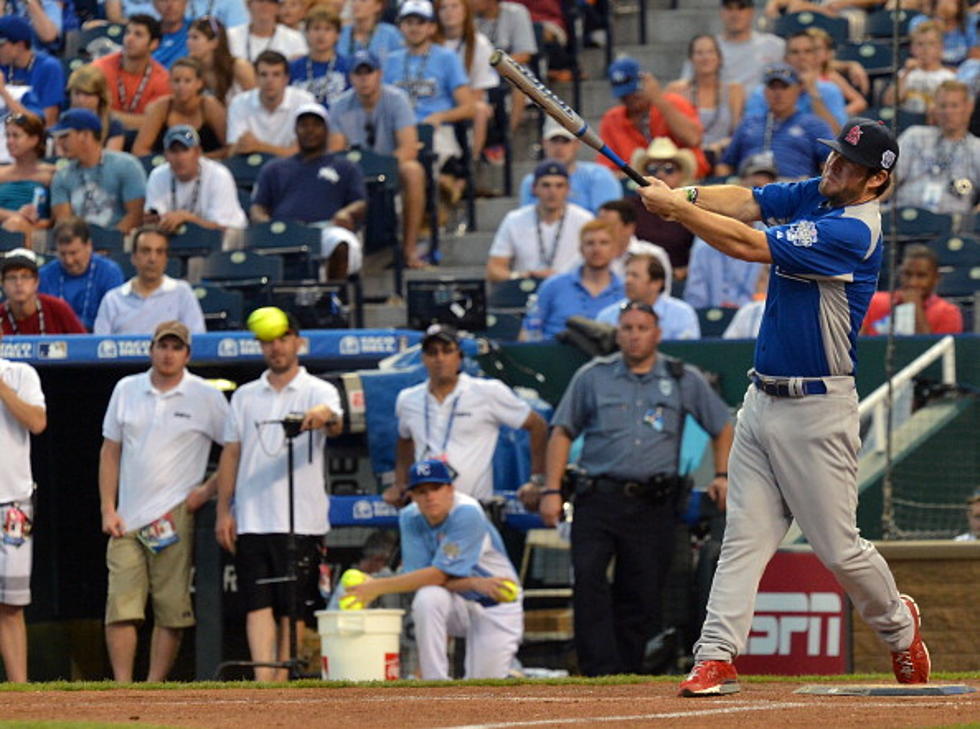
[639,118,931,696]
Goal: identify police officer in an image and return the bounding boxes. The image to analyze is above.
[533,300,733,677]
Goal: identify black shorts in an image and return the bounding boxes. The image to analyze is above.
[235,534,323,625]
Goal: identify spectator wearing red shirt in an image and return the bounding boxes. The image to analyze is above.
[599,57,709,178]
[1,249,86,335]
[93,15,173,131]
[862,244,963,336]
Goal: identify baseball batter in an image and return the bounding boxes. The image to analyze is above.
[638,118,931,696]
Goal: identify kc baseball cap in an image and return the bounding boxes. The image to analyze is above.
[152,320,191,347]
[1,247,38,276]
[533,159,569,181]
[819,117,900,172]
[763,63,800,86]
[407,459,455,489]
[421,323,459,348]
[542,117,576,141]
[294,102,329,125]
[49,108,102,136]
[608,57,641,98]
[399,0,434,21]
[350,49,381,72]
[163,124,200,149]
[0,16,32,44]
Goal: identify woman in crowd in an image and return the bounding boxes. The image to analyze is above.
[909,0,979,66]
[807,28,868,116]
[435,0,498,161]
[132,57,227,157]
[666,35,745,168]
[0,113,54,239]
[338,0,404,62]
[280,0,314,29]
[66,65,125,150]
[186,16,256,106]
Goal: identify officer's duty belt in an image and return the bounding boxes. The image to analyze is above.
[585,474,682,500]
[751,373,827,398]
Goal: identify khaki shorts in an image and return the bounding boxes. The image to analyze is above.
[105,501,195,629]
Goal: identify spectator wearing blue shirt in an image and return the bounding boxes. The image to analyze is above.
[596,252,700,340]
[290,7,350,110]
[521,219,625,341]
[718,63,834,180]
[5,0,61,47]
[519,118,622,214]
[251,103,367,277]
[338,0,404,64]
[38,216,126,330]
[743,32,847,132]
[344,458,524,680]
[383,0,475,168]
[0,15,63,124]
[151,0,190,69]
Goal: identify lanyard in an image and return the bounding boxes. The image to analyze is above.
[59,261,96,326]
[423,391,460,457]
[535,208,566,269]
[117,58,154,112]
[79,161,104,220]
[402,50,430,105]
[246,26,279,60]
[4,53,35,84]
[5,300,44,335]
[170,173,202,216]
[307,55,337,83]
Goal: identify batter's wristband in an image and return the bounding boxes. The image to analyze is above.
[684,186,699,204]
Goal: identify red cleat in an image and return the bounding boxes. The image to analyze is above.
[891,594,931,684]
[678,660,741,697]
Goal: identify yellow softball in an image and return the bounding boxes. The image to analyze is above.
[340,569,368,588]
[497,579,519,603]
[338,594,364,611]
[246,306,289,341]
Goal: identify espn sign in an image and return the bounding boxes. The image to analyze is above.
[734,551,849,675]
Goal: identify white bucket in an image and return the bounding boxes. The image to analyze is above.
[316,609,405,681]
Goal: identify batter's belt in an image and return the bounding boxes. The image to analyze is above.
[749,369,855,398]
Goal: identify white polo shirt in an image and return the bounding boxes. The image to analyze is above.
[226,86,317,149]
[102,370,229,532]
[93,276,207,336]
[227,23,308,62]
[224,367,343,535]
[395,373,531,502]
[488,202,591,276]
[145,158,248,230]
[0,359,44,503]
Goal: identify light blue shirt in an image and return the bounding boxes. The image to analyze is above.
[50,150,147,230]
[518,161,622,214]
[745,80,847,127]
[683,238,762,309]
[111,0,249,28]
[521,267,624,340]
[93,276,206,335]
[596,295,701,340]
[338,22,404,64]
[331,84,417,156]
[382,44,470,122]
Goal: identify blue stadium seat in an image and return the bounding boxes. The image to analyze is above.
[139,153,167,176]
[223,153,274,190]
[481,311,523,341]
[110,252,182,280]
[488,276,543,309]
[935,265,980,298]
[200,250,284,289]
[865,9,923,39]
[0,230,26,252]
[927,235,980,268]
[869,106,927,134]
[696,307,737,338]
[76,22,124,58]
[882,207,953,240]
[168,222,225,261]
[88,225,125,257]
[836,42,894,75]
[244,220,321,281]
[774,12,849,46]
[193,283,244,330]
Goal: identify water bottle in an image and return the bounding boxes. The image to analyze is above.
[31,186,46,219]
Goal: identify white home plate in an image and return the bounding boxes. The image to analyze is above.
[795,684,977,696]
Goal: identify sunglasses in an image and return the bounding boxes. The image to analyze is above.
[364,120,376,149]
[645,162,679,176]
[619,300,657,317]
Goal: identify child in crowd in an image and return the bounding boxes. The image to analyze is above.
[290,6,352,108]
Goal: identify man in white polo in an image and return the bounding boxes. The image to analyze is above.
[0,327,46,683]
[214,308,344,681]
[227,49,317,157]
[99,320,228,682]
[383,324,548,507]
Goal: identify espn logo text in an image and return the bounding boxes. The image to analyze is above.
[746,592,842,657]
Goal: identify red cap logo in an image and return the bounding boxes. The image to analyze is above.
[844,125,862,146]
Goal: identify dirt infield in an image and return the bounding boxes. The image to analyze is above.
[1,680,978,729]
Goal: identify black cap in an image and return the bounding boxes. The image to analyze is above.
[819,117,899,172]
[421,323,459,348]
[1,247,39,276]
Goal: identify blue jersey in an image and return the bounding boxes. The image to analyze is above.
[289,54,351,109]
[38,253,125,331]
[382,44,470,123]
[6,50,64,111]
[753,177,882,378]
[400,491,518,606]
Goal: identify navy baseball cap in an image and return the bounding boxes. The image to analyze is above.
[1,247,38,276]
[609,57,641,98]
[407,459,455,489]
[421,323,459,348]
[351,49,381,72]
[163,124,200,149]
[0,16,32,44]
[763,63,800,86]
[399,0,434,21]
[533,159,569,181]
[49,108,102,136]
[819,117,900,172]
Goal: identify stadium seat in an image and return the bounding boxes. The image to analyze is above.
[488,276,542,309]
[865,9,923,39]
[774,12,849,46]
[88,225,125,257]
[244,220,321,281]
[868,106,927,134]
[60,55,86,81]
[882,207,953,240]
[836,41,894,76]
[269,282,350,329]
[111,252,182,280]
[927,235,980,268]
[416,123,441,259]
[223,153,275,190]
[481,311,523,341]
[347,146,399,257]
[0,230,25,252]
[696,307,738,338]
[168,222,225,261]
[935,264,980,298]
[76,22,124,58]
[139,153,167,176]
[452,120,477,233]
[194,283,245,330]
[486,85,514,197]
[200,250,284,289]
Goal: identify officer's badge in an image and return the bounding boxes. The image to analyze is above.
[659,379,672,396]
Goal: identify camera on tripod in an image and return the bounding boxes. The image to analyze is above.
[281,413,305,439]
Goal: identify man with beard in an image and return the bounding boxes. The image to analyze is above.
[637,118,932,696]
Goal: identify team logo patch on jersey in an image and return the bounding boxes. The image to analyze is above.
[442,542,460,559]
[786,220,818,247]
[844,125,862,145]
[318,166,340,183]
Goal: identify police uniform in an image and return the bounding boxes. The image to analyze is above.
[552,352,730,676]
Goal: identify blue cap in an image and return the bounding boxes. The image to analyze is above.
[49,108,102,136]
[0,16,32,45]
[763,62,800,85]
[407,459,455,489]
[533,159,569,181]
[163,124,200,149]
[350,49,380,72]
[608,57,641,98]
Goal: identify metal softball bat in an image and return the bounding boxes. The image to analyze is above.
[489,49,649,188]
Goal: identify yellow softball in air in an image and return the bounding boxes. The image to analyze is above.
[247,306,289,341]
[497,579,519,603]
